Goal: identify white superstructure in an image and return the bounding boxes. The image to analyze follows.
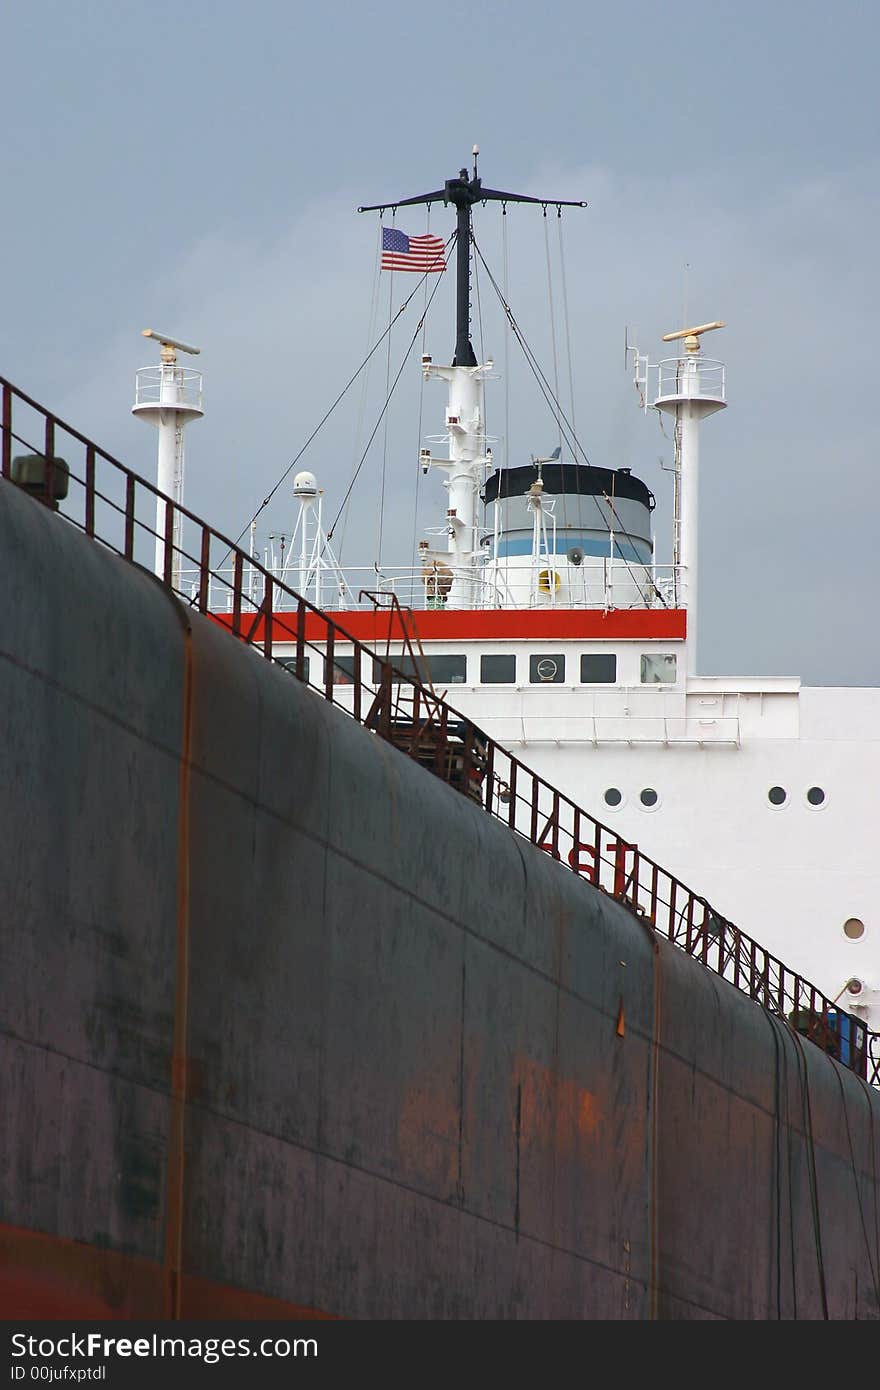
[237,324,879,1035]
[166,161,876,1039]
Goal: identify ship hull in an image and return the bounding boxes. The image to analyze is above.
[2,479,878,1319]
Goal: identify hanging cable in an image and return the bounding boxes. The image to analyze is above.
[502,204,510,471]
[409,207,433,573]
[221,229,456,569]
[473,228,486,365]
[473,232,579,462]
[472,232,667,607]
[557,208,577,446]
[543,207,563,463]
[325,247,452,545]
[472,227,487,542]
[338,220,383,564]
[376,210,396,569]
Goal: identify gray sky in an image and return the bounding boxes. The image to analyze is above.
[3,0,878,682]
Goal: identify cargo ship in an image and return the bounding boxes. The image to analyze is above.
[1,158,879,1318]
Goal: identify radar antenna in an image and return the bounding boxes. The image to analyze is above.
[661,321,726,354]
[141,328,201,359]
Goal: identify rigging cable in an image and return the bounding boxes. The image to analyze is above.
[472,226,487,542]
[472,232,669,609]
[325,243,453,545]
[502,204,510,472]
[222,230,456,564]
[409,207,433,573]
[338,219,383,565]
[376,211,396,569]
[543,207,563,464]
[557,207,577,446]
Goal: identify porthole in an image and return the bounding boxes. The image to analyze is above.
[603,787,623,809]
[767,786,788,807]
[843,917,865,942]
[806,786,827,808]
[639,787,659,809]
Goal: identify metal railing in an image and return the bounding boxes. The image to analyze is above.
[2,371,876,1086]
[177,560,679,614]
[133,365,203,411]
[656,356,726,402]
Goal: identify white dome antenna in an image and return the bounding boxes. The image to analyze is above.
[274,469,349,609]
[293,470,319,500]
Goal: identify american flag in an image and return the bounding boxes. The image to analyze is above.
[380,226,446,273]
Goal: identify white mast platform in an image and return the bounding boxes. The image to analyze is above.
[654,322,726,677]
[132,329,203,588]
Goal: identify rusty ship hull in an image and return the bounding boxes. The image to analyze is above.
[2,471,879,1320]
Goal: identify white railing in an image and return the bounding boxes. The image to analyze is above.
[656,357,725,402]
[133,366,203,411]
[178,561,683,614]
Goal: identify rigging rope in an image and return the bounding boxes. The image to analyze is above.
[502,205,510,471]
[472,228,487,540]
[557,208,577,446]
[472,232,668,608]
[543,208,563,464]
[224,230,455,567]
[409,207,433,572]
[325,242,453,545]
[377,210,396,568]
[338,220,382,564]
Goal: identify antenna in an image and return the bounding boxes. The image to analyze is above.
[141,328,201,357]
[662,321,725,353]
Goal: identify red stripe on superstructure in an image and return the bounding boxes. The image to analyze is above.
[211,607,686,645]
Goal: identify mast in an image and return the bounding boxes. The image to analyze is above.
[358,151,586,604]
[359,147,586,369]
[654,322,726,677]
[132,329,203,589]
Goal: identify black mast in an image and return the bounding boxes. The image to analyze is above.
[359,149,587,368]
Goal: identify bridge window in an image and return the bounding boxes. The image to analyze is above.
[530,654,565,684]
[330,654,360,684]
[278,656,310,682]
[372,654,467,685]
[640,653,677,684]
[481,654,516,684]
[580,653,617,684]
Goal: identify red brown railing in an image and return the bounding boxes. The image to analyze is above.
[2,372,877,1086]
